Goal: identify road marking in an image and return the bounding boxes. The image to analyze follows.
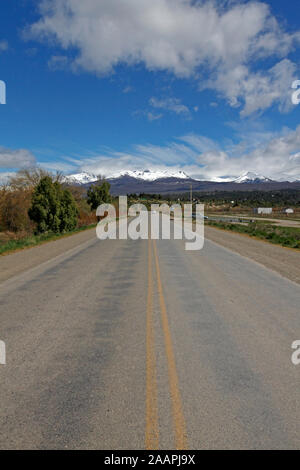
[145,239,159,449]
[153,240,188,450]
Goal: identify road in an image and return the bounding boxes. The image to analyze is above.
[0,226,299,449]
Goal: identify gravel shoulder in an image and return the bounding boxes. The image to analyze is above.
[0,227,97,283]
[205,225,300,285]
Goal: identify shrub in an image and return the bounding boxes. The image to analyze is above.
[87,180,111,211]
[28,176,78,233]
[65,184,97,227]
[0,187,33,233]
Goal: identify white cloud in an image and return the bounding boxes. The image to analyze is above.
[147,112,163,122]
[63,126,300,181]
[28,0,300,115]
[41,160,77,172]
[207,58,297,116]
[180,134,220,153]
[186,127,300,181]
[48,55,70,70]
[137,96,190,121]
[123,86,133,94]
[149,97,190,116]
[0,147,36,169]
[0,40,8,52]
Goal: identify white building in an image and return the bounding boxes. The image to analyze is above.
[285,208,294,215]
[257,208,272,215]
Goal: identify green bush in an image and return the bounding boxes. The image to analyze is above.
[28,176,78,233]
[87,181,111,211]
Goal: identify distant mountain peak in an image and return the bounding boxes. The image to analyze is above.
[112,169,190,181]
[234,171,273,184]
[64,171,99,185]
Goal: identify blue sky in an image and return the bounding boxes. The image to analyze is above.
[1,0,300,181]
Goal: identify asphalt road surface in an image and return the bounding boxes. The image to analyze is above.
[0,226,299,449]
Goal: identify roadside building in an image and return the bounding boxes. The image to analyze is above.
[284,208,294,215]
[256,208,273,215]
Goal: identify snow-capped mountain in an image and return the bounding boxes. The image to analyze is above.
[110,169,190,181]
[64,171,99,185]
[233,172,273,184]
[64,169,299,187]
[65,169,190,184]
[61,168,300,195]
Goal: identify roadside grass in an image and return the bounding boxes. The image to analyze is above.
[206,220,300,249]
[0,224,97,256]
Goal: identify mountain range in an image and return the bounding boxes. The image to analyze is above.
[65,169,190,184]
[64,170,300,195]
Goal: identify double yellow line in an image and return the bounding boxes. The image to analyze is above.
[145,239,188,450]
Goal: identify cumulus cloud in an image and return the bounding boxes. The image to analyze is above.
[27,0,300,115]
[206,58,297,116]
[0,147,36,169]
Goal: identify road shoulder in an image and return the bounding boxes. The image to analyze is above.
[205,225,300,285]
[0,228,97,284]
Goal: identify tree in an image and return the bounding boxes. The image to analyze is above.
[28,176,78,233]
[87,180,111,211]
[60,188,79,232]
[9,167,63,191]
[65,184,97,227]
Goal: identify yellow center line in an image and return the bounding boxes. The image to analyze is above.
[153,240,188,450]
[145,238,159,450]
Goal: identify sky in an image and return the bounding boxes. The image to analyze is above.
[1,0,300,182]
